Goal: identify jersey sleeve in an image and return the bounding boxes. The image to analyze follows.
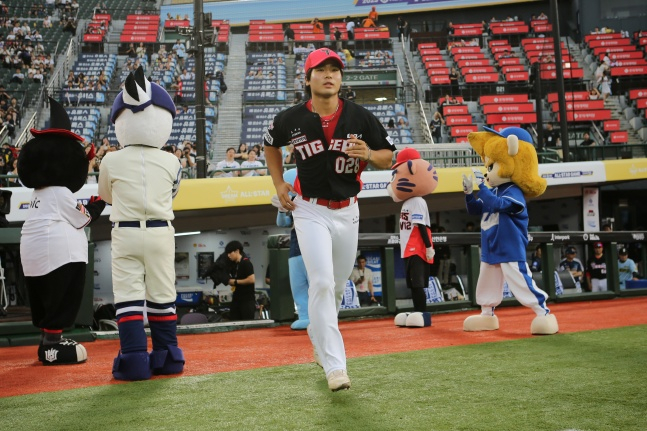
[477,185,525,214]
[239,258,255,279]
[59,191,92,229]
[263,111,289,149]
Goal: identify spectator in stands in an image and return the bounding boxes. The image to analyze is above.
[544,123,560,147]
[125,43,137,58]
[334,27,343,52]
[599,71,612,101]
[43,15,52,28]
[254,68,264,79]
[361,16,376,28]
[235,143,249,163]
[241,150,266,177]
[62,17,77,36]
[10,68,24,83]
[449,67,459,95]
[397,17,406,41]
[345,16,355,42]
[368,6,378,24]
[430,111,444,143]
[588,87,601,100]
[537,11,548,20]
[284,24,295,55]
[172,39,186,65]
[397,117,409,129]
[345,86,356,101]
[602,50,611,66]
[255,144,265,162]
[283,144,296,164]
[446,21,454,36]
[311,18,323,34]
[179,68,194,81]
[387,118,395,128]
[580,132,595,147]
[211,147,240,177]
[136,42,147,59]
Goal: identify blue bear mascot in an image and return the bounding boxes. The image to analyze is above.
[273,168,310,330]
[99,66,185,380]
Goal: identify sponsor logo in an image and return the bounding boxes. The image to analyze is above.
[433,235,447,243]
[632,233,645,241]
[387,235,400,245]
[550,233,570,241]
[220,186,239,202]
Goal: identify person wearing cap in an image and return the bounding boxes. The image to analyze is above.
[586,242,607,292]
[263,47,396,391]
[618,247,639,290]
[559,247,584,292]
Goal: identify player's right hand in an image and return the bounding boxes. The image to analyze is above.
[275,181,296,211]
[462,174,473,194]
[426,246,435,261]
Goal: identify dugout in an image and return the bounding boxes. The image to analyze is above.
[0,228,96,347]
[267,231,647,323]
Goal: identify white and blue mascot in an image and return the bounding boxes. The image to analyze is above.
[274,168,310,330]
[98,66,184,380]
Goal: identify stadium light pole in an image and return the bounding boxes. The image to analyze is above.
[550,0,570,161]
[193,0,207,178]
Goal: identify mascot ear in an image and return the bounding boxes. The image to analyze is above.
[134,66,147,90]
[124,71,139,102]
[507,134,519,156]
[467,131,489,158]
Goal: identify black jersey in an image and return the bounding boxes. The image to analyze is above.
[263,99,396,200]
[587,255,607,280]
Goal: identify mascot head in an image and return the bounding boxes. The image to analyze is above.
[387,147,438,203]
[467,127,546,198]
[110,66,175,149]
[18,97,88,192]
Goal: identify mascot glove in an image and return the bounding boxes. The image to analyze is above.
[270,195,288,213]
[462,174,473,194]
[426,247,435,261]
[472,169,485,187]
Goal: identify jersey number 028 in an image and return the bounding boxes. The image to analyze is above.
[335,156,361,174]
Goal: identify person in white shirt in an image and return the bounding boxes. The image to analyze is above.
[240,149,266,176]
[350,255,376,306]
[211,147,240,177]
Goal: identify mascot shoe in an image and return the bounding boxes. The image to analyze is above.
[405,312,432,327]
[112,351,152,381]
[463,314,500,331]
[291,318,310,331]
[531,314,559,335]
[394,312,410,327]
[150,345,185,375]
[38,339,87,365]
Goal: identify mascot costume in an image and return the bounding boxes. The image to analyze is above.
[98,67,185,380]
[273,168,310,330]
[462,127,558,335]
[387,148,439,328]
[19,97,106,365]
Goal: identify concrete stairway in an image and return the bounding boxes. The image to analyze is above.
[392,37,427,145]
[211,33,248,165]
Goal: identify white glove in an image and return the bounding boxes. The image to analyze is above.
[462,174,473,194]
[270,194,288,213]
[472,169,485,187]
[426,247,435,261]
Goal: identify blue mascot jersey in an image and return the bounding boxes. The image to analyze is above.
[466,182,528,264]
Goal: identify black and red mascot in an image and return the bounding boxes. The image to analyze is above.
[18,97,105,365]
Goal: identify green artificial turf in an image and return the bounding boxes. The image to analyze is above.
[2,326,646,431]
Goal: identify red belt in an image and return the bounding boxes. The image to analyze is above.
[303,196,357,210]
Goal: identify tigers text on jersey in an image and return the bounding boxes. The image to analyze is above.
[263,99,396,200]
[466,182,528,264]
[399,196,432,261]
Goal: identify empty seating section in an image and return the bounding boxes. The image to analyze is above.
[480,94,535,131]
[441,96,474,143]
[241,105,286,146]
[365,103,413,146]
[60,54,116,105]
[244,53,287,102]
[121,14,160,44]
[66,108,101,143]
[548,91,611,122]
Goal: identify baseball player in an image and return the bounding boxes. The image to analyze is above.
[263,48,396,391]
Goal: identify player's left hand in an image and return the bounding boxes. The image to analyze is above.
[345,136,371,162]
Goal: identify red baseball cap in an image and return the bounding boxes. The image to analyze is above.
[305,48,344,74]
[594,242,603,248]
[392,147,421,169]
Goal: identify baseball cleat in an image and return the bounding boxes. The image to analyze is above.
[327,369,351,391]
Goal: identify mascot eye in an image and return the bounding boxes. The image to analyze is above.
[487,165,494,172]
